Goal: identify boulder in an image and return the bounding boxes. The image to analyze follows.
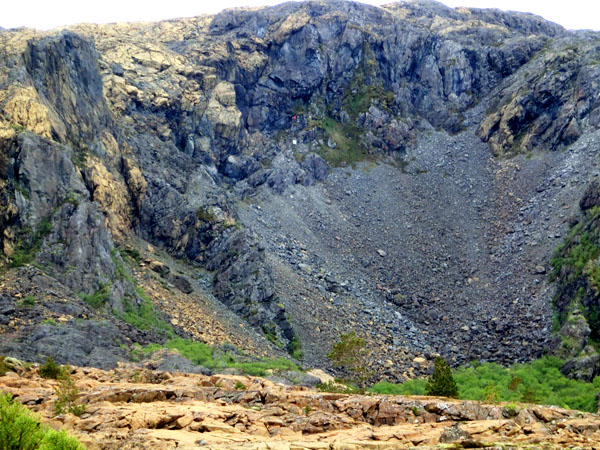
[172,275,193,294]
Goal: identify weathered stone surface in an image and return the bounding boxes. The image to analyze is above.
[2,365,599,450]
[478,37,600,155]
[148,260,170,277]
[560,354,600,382]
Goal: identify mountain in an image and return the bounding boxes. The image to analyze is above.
[0,0,599,382]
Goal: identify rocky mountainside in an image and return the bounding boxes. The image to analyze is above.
[0,0,600,380]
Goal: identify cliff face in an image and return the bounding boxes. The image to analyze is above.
[0,0,599,379]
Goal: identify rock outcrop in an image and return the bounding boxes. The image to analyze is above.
[2,364,599,449]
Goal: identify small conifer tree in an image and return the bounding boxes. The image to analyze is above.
[425,356,458,398]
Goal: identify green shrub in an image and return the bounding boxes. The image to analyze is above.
[503,403,519,418]
[234,381,246,391]
[79,283,111,309]
[520,386,538,404]
[425,356,458,398]
[196,207,217,223]
[119,247,141,263]
[0,393,85,450]
[484,381,500,403]
[71,145,89,170]
[0,393,46,450]
[10,124,25,133]
[0,357,11,376]
[287,333,304,360]
[54,376,85,417]
[38,429,85,450]
[18,296,36,308]
[38,357,65,380]
[63,192,79,208]
[455,357,600,411]
[262,323,283,347]
[508,376,523,391]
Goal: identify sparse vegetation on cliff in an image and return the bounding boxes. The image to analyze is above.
[550,205,600,343]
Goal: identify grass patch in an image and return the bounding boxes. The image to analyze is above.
[369,357,600,412]
[111,249,135,284]
[311,44,395,168]
[17,295,36,308]
[142,338,300,377]
[316,116,369,167]
[371,379,427,396]
[118,290,174,338]
[0,393,85,449]
[109,248,173,338]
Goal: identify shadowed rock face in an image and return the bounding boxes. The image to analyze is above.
[24,31,112,144]
[0,1,599,378]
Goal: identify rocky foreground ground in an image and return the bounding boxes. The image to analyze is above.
[1,363,599,449]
